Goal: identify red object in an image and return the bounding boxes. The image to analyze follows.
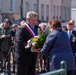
[67,22,73,25]
[67,20,75,25]
[48,20,52,23]
[23,23,35,37]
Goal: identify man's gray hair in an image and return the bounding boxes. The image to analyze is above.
[26,11,37,18]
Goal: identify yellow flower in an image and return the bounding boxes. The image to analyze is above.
[31,28,50,49]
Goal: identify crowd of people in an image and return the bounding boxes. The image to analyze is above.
[0,11,76,75]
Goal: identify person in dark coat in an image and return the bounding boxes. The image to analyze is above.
[14,11,40,75]
[33,19,75,75]
[67,20,76,74]
[0,18,12,73]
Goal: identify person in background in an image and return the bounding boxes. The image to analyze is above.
[33,19,75,75]
[39,23,47,32]
[38,23,47,72]
[0,23,3,71]
[0,18,12,73]
[61,22,67,31]
[62,26,67,31]
[14,11,40,75]
[67,20,76,73]
[10,24,18,73]
[11,24,18,37]
[20,20,25,26]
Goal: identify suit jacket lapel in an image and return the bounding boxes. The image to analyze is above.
[70,30,76,41]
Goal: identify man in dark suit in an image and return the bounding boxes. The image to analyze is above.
[67,20,76,73]
[14,11,40,75]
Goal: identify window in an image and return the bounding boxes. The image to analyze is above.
[41,4,44,20]
[53,5,55,19]
[10,0,14,12]
[57,6,59,19]
[60,6,62,20]
[25,2,29,17]
[0,0,2,11]
[34,3,37,13]
[64,6,66,21]
[46,5,49,20]
[68,7,70,20]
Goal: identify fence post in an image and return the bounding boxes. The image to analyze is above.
[38,61,67,75]
[60,61,67,75]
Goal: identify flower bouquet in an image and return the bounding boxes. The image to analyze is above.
[25,27,50,49]
[31,28,50,49]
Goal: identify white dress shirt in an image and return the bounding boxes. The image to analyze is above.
[68,30,72,38]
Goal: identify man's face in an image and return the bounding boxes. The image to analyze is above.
[27,16,37,27]
[40,24,46,31]
[67,24,74,31]
[3,21,10,28]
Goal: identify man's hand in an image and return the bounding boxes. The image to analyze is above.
[1,35,6,38]
[32,48,40,52]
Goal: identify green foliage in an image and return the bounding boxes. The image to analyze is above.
[31,28,50,49]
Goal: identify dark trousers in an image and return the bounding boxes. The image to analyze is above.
[74,53,76,74]
[11,46,15,73]
[67,70,75,75]
[58,70,75,75]
[16,53,38,75]
[17,61,35,75]
[0,52,10,72]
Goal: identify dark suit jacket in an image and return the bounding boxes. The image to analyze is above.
[70,30,76,55]
[14,24,39,63]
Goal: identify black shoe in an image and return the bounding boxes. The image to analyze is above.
[7,71,11,75]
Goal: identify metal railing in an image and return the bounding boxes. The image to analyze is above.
[38,61,67,75]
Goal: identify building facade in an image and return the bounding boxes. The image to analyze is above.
[0,0,71,23]
[0,0,21,22]
[71,0,76,24]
